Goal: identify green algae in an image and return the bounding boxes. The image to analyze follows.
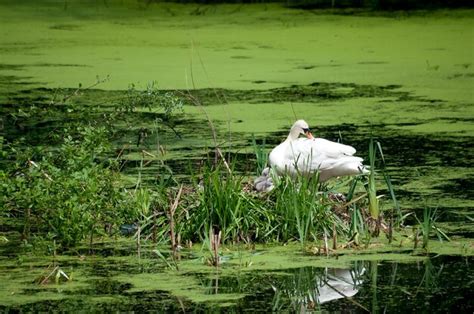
[0,2,473,102]
[1,2,472,222]
[0,264,91,306]
[115,271,246,304]
[0,2,473,311]
[0,235,472,309]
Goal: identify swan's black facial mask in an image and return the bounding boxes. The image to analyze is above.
[303,128,314,139]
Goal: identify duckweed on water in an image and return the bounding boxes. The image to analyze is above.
[1,2,473,100]
[1,238,472,310]
[1,2,473,311]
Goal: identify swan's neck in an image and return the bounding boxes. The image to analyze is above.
[287,128,300,141]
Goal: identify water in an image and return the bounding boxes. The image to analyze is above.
[3,83,472,221]
[0,1,473,311]
[1,253,472,312]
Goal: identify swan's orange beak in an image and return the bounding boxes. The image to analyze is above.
[305,131,314,139]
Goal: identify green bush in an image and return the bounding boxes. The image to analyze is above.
[1,126,139,248]
[120,81,184,118]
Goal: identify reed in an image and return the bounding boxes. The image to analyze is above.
[349,203,365,246]
[251,134,268,176]
[365,139,403,238]
[415,206,450,249]
[272,172,344,246]
[367,138,379,220]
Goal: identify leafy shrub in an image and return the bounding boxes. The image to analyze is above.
[120,81,184,118]
[1,126,139,248]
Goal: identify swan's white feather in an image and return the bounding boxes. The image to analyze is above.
[268,121,367,182]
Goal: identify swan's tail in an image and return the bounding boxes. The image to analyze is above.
[319,157,369,182]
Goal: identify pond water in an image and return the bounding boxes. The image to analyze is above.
[0,249,472,312]
[0,0,473,311]
[1,1,473,216]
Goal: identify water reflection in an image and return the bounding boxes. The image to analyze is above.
[264,256,473,313]
[271,264,367,312]
[0,256,472,312]
[317,268,365,303]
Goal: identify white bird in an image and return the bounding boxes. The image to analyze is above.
[268,120,367,182]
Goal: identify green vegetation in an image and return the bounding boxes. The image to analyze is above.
[0,121,445,255]
[0,1,473,311]
[272,174,344,245]
[415,206,450,249]
[1,126,136,248]
[0,78,186,249]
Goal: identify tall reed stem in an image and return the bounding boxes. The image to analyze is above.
[368,138,379,219]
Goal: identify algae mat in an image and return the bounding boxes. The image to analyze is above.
[0,1,473,103]
[1,1,473,218]
[1,2,474,311]
[0,240,472,311]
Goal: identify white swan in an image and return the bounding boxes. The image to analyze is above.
[268,120,367,182]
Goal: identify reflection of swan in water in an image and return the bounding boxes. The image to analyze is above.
[272,266,366,310]
[317,268,365,304]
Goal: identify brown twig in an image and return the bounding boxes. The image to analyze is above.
[40,265,59,285]
[56,75,110,104]
[337,193,368,211]
[323,231,329,257]
[27,160,53,182]
[185,42,232,173]
[210,230,222,267]
[169,185,184,256]
[137,224,141,259]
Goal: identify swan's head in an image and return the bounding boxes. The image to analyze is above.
[289,120,314,140]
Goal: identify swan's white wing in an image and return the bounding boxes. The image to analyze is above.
[269,137,365,181]
[289,139,329,173]
[290,139,363,178]
[290,138,356,164]
[310,138,356,157]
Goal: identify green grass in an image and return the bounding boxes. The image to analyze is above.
[271,174,346,246]
[178,162,271,244]
[415,206,450,250]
